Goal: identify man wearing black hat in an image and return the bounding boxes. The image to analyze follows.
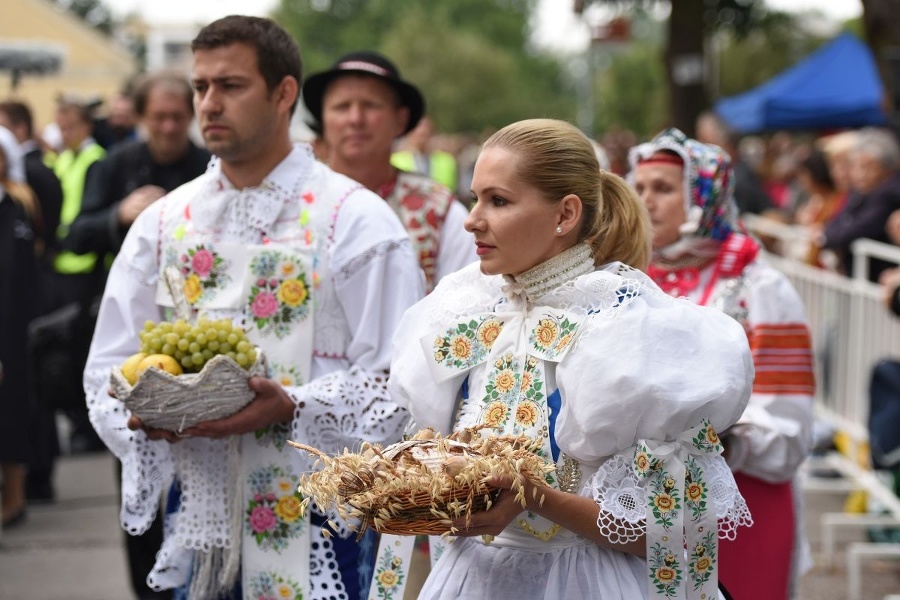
[303,51,476,292]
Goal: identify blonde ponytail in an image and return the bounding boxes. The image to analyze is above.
[585,170,651,270]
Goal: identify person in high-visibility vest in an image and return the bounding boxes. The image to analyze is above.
[52,98,106,285]
[47,97,107,455]
[391,115,458,192]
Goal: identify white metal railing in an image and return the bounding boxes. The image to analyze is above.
[743,214,900,447]
[743,215,900,599]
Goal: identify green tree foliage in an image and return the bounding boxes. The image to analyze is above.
[715,12,827,99]
[56,0,115,35]
[593,42,668,138]
[578,0,764,134]
[273,0,573,133]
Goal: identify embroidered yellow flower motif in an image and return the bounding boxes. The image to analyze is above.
[280,375,294,386]
[483,401,508,427]
[534,319,558,348]
[494,369,516,393]
[634,452,650,474]
[695,556,713,573]
[276,583,294,599]
[279,262,297,277]
[555,332,574,352]
[378,570,399,588]
[183,274,202,304]
[655,567,677,583]
[526,356,538,369]
[515,401,539,428]
[694,543,706,556]
[477,320,502,347]
[450,335,472,360]
[653,493,675,513]
[391,556,403,568]
[519,371,533,392]
[705,426,720,445]
[278,278,308,307]
[687,482,705,502]
[275,495,302,522]
[663,477,676,490]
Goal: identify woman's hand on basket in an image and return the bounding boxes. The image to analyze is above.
[449,475,536,537]
[180,377,296,439]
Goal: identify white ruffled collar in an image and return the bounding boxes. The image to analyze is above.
[502,243,595,306]
[191,144,315,243]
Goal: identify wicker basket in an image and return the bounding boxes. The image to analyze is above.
[291,429,553,537]
[110,351,267,432]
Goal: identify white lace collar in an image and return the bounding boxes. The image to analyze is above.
[502,243,595,305]
[191,143,316,243]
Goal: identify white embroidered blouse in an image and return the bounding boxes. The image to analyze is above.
[389,244,755,599]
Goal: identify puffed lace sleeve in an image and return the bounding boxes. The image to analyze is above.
[556,284,755,545]
[288,190,425,458]
[83,199,170,535]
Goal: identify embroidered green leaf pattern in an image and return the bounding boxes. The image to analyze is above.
[373,544,406,600]
[247,251,312,339]
[690,419,723,454]
[648,466,681,530]
[433,317,504,370]
[245,465,306,552]
[647,541,683,597]
[684,456,708,521]
[166,244,232,306]
[529,313,579,359]
[480,352,519,430]
[688,530,717,590]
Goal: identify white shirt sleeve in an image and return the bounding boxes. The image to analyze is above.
[725,263,815,483]
[289,191,425,457]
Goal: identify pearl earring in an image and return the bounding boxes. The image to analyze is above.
[556,226,563,234]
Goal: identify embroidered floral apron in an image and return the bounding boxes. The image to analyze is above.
[155,183,340,600]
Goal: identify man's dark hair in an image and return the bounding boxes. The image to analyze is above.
[0,100,35,137]
[191,15,302,115]
[133,70,194,116]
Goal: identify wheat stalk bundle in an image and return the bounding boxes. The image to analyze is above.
[289,427,555,538]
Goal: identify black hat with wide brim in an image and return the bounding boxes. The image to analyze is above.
[302,51,425,135]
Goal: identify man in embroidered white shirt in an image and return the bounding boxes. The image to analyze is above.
[303,51,477,292]
[83,15,423,600]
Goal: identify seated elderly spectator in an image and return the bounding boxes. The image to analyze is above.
[814,128,900,281]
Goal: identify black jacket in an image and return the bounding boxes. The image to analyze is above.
[65,140,210,256]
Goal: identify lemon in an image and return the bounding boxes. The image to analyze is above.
[121,352,148,385]
[136,354,184,378]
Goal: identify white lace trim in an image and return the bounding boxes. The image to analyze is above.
[291,364,406,483]
[504,243,595,303]
[588,453,753,545]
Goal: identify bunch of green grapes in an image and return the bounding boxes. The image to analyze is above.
[138,318,258,373]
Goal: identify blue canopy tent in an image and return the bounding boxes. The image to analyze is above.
[715,33,887,133]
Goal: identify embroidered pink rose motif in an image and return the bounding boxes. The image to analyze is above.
[248,506,277,533]
[251,292,279,318]
[191,249,215,278]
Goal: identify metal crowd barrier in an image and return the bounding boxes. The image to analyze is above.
[743,214,900,600]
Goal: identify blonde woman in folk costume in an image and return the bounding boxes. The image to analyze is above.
[631,128,815,599]
[389,119,755,599]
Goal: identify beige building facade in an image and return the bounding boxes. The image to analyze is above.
[0,0,138,133]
